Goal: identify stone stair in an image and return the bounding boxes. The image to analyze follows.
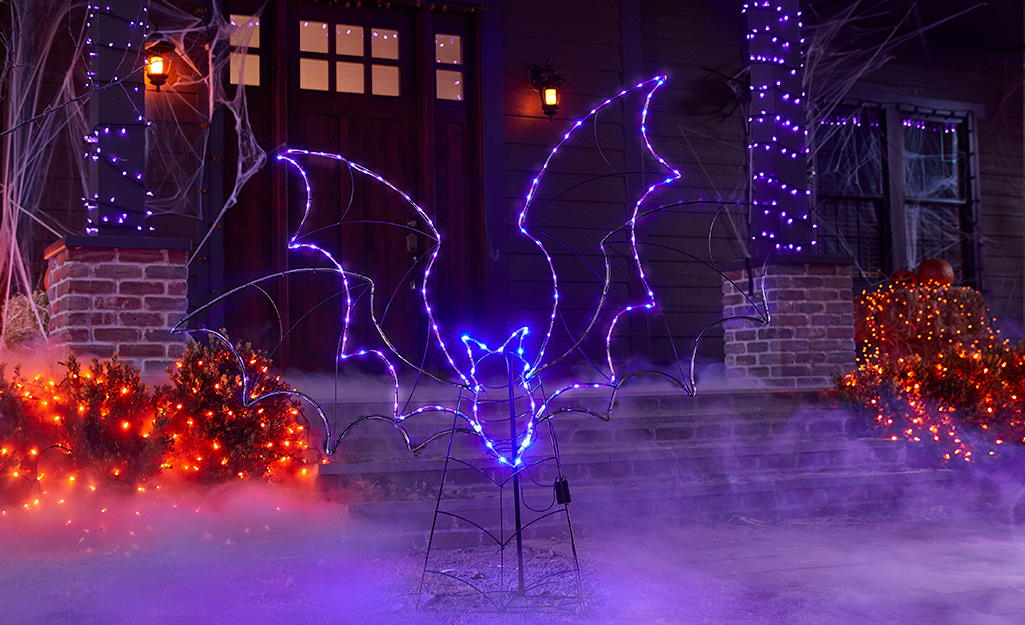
[314,386,954,550]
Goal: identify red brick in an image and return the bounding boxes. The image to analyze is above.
[776,314,808,326]
[807,289,839,301]
[120,281,165,296]
[167,250,188,264]
[64,263,91,279]
[61,328,91,342]
[724,342,746,355]
[747,341,769,353]
[69,280,115,295]
[806,264,839,276]
[144,296,187,312]
[118,344,167,358]
[117,249,165,263]
[142,360,178,375]
[791,277,825,289]
[67,312,117,326]
[94,264,144,280]
[796,326,827,339]
[69,343,116,358]
[94,328,141,342]
[782,365,811,376]
[166,343,186,359]
[119,312,165,327]
[144,265,188,280]
[823,277,851,289]
[94,296,142,310]
[143,329,179,342]
[796,302,824,314]
[166,281,188,297]
[828,351,855,364]
[62,295,92,311]
[67,248,116,263]
[48,314,67,331]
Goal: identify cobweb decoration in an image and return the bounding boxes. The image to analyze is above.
[803,1,986,286]
[0,1,267,347]
[176,76,770,467]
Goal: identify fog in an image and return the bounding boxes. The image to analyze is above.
[2,467,1025,624]
[4,351,1025,623]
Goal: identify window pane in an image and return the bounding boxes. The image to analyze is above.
[299,21,329,53]
[815,110,884,197]
[436,69,463,101]
[371,29,399,60]
[435,34,462,65]
[818,198,885,283]
[904,119,964,201]
[336,61,364,93]
[905,201,967,281]
[336,24,364,57]
[371,64,399,96]
[300,58,329,91]
[229,52,260,86]
[230,14,260,48]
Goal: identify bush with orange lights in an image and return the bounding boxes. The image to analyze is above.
[834,281,1023,462]
[0,340,313,508]
[154,339,315,483]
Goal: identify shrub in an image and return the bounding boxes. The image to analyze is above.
[154,337,314,483]
[834,281,1022,463]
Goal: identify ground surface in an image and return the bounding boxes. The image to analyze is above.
[2,484,1024,624]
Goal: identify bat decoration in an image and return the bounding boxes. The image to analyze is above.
[174,75,770,466]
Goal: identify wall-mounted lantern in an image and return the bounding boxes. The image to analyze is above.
[144,35,175,91]
[529,60,565,120]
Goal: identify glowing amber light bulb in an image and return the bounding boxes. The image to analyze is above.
[543,87,558,107]
[148,55,165,77]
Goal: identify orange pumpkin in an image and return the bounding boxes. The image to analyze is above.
[917,258,955,285]
[889,269,917,287]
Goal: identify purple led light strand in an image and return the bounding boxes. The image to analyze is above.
[460,328,537,466]
[518,75,669,379]
[279,150,552,462]
[602,77,680,383]
[278,149,471,390]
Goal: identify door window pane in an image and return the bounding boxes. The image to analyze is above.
[436,69,463,101]
[299,21,329,53]
[372,64,400,96]
[230,53,260,86]
[230,14,260,48]
[371,29,399,60]
[435,34,461,65]
[336,24,364,57]
[336,61,364,93]
[300,58,329,91]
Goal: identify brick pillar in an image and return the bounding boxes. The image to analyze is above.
[721,258,855,388]
[44,237,191,378]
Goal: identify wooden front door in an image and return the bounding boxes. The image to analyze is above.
[222,2,483,373]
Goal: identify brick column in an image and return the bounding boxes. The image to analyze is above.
[44,236,191,378]
[721,257,855,388]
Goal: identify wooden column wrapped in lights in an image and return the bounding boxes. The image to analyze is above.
[45,0,191,377]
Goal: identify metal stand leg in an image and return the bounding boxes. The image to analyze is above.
[507,355,526,594]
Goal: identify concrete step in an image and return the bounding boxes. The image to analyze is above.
[318,437,910,503]
[316,387,858,464]
[335,467,957,551]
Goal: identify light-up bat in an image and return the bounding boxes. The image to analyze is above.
[174,76,769,466]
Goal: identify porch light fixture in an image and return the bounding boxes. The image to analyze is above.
[529,60,564,120]
[144,35,175,91]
